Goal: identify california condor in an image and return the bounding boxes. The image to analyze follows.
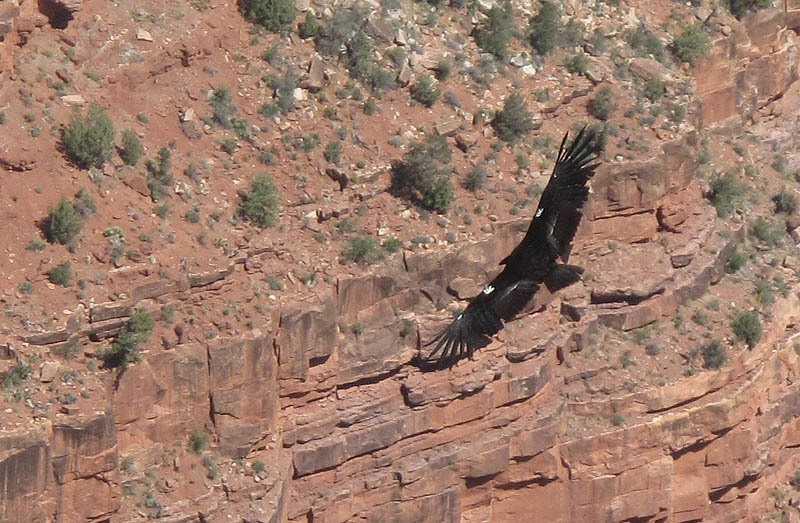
[420,126,602,369]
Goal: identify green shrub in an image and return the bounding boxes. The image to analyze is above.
[259,103,279,118]
[316,5,390,91]
[45,198,83,245]
[722,0,770,19]
[565,53,589,75]
[241,173,282,228]
[185,207,201,224]
[528,1,560,56]
[672,24,710,64]
[474,3,513,59]
[29,239,46,252]
[266,275,284,291]
[701,340,726,370]
[316,5,369,56]
[587,86,615,121]
[692,309,708,326]
[751,217,782,246]
[464,165,487,192]
[146,147,173,202]
[101,310,154,370]
[252,461,266,475]
[773,190,797,215]
[120,129,144,166]
[335,218,357,235]
[221,138,238,155]
[297,12,320,39]
[772,155,789,174]
[411,75,441,108]
[189,430,208,454]
[324,141,342,164]
[709,171,746,218]
[240,0,296,32]
[2,361,32,390]
[725,249,746,274]
[645,343,662,356]
[383,237,402,253]
[664,102,685,124]
[642,78,665,103]
[421,176,455,213]
[619,350,635,368]
[232,118,254,141]
[385,47,406,69]
[344,236,385,265]
[534,88,550,103]
[154,203,170,219]
[732,310,761,348]
[210,88,237,128]
[203,454,218,479]
[63,104,115,169]
[143,491,163,518]
[754,278,775,306]
[434,61,452,81]
[390,135,454,213]
[628,24,664,61]
[369,66,397,94]
[421,133,452,164]
[266,72,298,114]
[48,262,72,286]
[74,188,96,219]
[364,98,377,115]
[443,91,461,108]
[493,91,533,144]
[561,19,584,47]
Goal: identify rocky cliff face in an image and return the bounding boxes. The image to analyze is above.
[3,5,800,523]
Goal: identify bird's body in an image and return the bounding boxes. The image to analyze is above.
[420,126,601,369]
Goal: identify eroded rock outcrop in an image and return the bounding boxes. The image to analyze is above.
[696,8,799,127]
[0,409,118,521]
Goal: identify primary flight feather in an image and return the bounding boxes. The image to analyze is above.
[420,126,602,369]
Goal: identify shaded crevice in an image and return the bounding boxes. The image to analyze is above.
[591,208,656,221]
[208,392,217,431]
[37,0,73,29]
[625,516,663,523]
[207,344,217,433]
[213,410,240,420]
[671,437,714,460]
[464,475,494,488]
[591,286,665,306]
[494,476,556,490]
[309,354,330,367]
[708,473,758,502]
[645,383,726,415]
[336,366,403,391]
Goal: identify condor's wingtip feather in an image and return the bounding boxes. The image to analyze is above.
[417,316,491,370]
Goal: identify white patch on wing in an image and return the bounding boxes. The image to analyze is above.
[535,207,544,218]
[482,285,495,295]
[456,313,463,320]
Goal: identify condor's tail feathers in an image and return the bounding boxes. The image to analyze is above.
[543,264,584,293]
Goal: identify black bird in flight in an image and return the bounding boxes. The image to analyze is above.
[420,126,602,369]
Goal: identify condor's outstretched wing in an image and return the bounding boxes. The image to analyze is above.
[501,126,601,270]
[421,276,540,369]
[419,127,601,370]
